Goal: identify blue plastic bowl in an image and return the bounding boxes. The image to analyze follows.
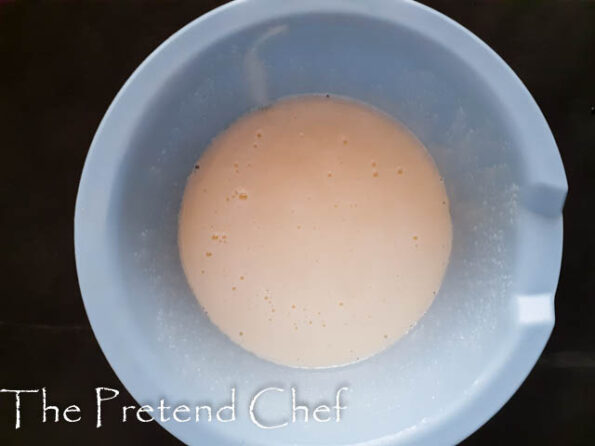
[75,1,567,444]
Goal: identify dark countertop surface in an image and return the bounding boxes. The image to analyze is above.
[1,1,594,444]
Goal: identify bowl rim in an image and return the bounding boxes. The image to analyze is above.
[74,0,567,444]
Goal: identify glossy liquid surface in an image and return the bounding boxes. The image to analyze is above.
[179,96,452,368]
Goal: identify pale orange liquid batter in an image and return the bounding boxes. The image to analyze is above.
[178,95,452,368]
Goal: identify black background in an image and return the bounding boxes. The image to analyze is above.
[1,0,594,444]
